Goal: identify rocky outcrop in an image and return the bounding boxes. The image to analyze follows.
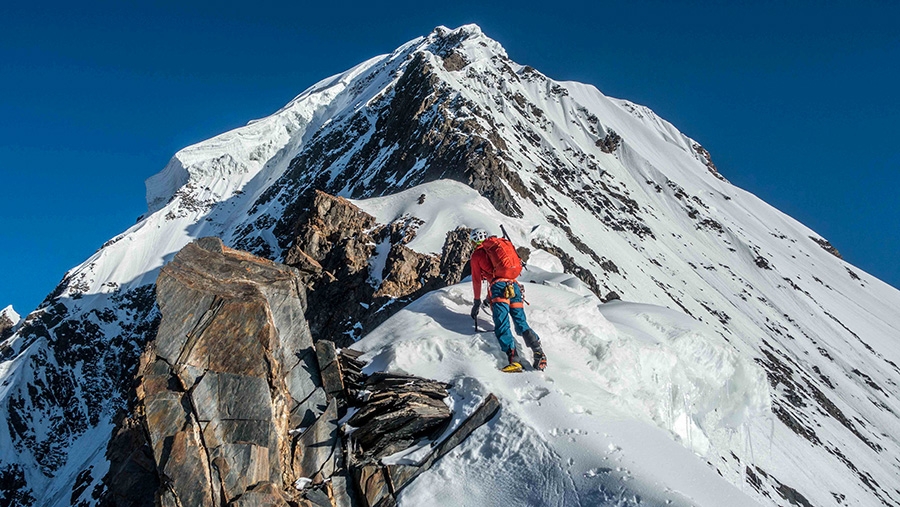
[104,238,326,506]
[374,246,441,298]
[442,51,468,72]
[692,143,728,182]
[281,191,474,347]
[809,236,843,259]
[347,373,452,459]
[0,305,18,340]
[596,129,621,154]
[102,238,500,507]
[283,191,378,274]
[352,393,501,507]
[336,350,501,507]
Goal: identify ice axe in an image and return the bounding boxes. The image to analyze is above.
[499,223,526,269]
[499,223,513,243]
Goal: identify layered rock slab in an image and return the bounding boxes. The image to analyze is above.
[103,237,500,506]
[129,237,325,505]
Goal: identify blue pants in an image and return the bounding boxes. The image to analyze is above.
[490,281,540,355]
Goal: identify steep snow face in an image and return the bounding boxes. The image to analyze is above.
[2,24,900,507]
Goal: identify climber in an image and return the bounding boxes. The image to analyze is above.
[469,228,547,372]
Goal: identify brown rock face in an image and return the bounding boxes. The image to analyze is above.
[442,51,468,72]
[281,191,474,347]
[374,245,441,298]
[284,191,378,268]
[596,129,621,154]
[809,236,843,259]
[102,238,500,507]
[0,314,15,341]
[692,143,728,182]
[107,238,325,506]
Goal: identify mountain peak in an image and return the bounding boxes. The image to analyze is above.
[430,23,483,39]
[421,23,508,64]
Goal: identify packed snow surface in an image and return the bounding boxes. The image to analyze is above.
[352,181,773,506]
[352,270,768,506]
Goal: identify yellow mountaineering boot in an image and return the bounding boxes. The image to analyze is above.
[501,362,524,373]
[501,349,523,373]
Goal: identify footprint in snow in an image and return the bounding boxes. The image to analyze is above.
[516,386,550,403]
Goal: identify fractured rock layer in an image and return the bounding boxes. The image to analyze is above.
[108,237,324,506]
[282,191,474,347]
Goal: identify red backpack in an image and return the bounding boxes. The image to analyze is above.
[481,237,522,280]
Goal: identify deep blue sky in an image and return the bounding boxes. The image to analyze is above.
[1,1,898,315]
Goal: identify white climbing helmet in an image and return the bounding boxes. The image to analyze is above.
[470,228,489,244]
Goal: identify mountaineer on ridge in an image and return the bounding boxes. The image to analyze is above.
[468,228,547,373]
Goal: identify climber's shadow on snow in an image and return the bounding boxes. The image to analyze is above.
[405,304,479,335]
[403,288,495,337]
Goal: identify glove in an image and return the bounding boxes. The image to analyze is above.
[470,299,481,319]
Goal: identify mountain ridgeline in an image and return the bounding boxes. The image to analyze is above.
[2,24,900,507]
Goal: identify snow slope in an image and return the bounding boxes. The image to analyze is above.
[2,24,900,506]
[351,179,900,506]
[353,279,766,507]
[346,188,772,506]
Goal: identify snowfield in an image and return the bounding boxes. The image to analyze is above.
[350,244,769,506]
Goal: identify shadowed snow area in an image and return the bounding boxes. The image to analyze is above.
[352,263,769,506]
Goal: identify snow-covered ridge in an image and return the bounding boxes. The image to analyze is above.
[143,53,392,216]
[143,23,497,217]
[354,274,768,506]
